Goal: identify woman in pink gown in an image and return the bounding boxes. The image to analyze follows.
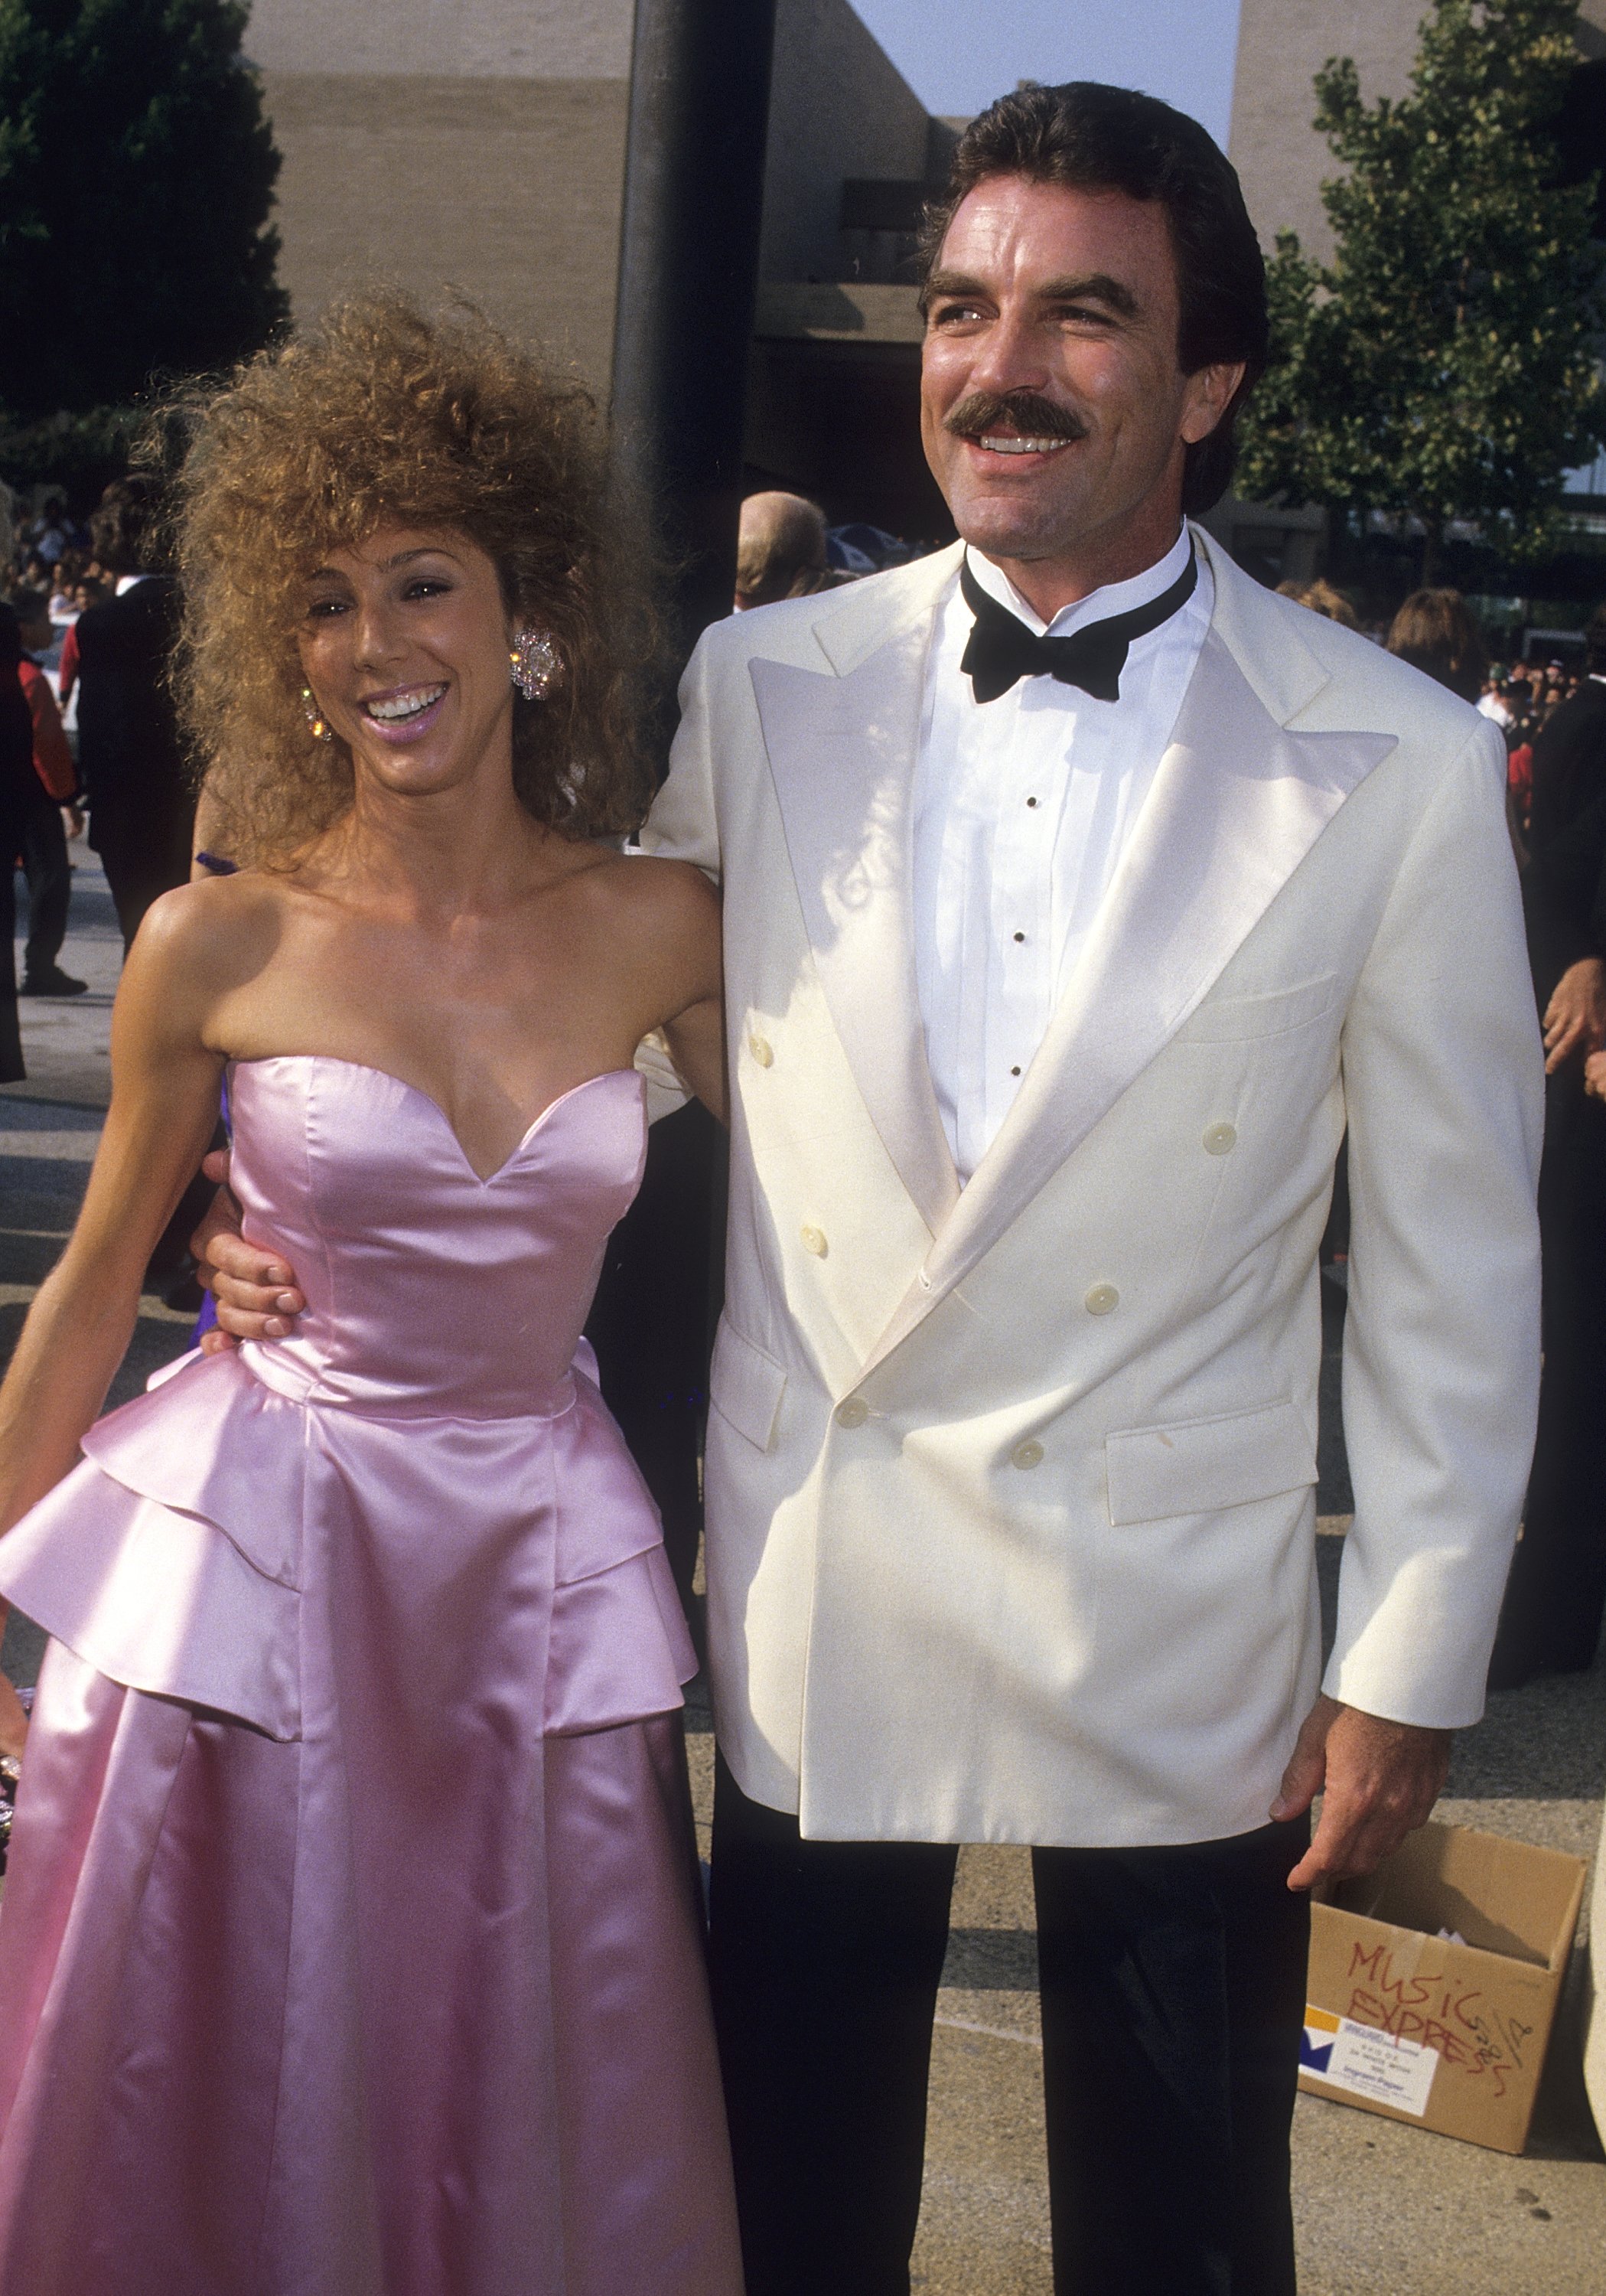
[0,296,743,2295]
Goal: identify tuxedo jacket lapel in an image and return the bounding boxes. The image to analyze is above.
[861,618,1398,1374]
[750,560,962,1234]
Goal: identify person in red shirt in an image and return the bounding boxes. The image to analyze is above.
[52,616,80,714]
[1508,735,1535,834]
[11,594,85,996]
[50,580,106,718]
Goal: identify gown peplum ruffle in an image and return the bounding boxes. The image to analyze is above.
[0,1056,742,2296]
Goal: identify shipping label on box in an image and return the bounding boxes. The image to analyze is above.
[1301,2005,1438,2116]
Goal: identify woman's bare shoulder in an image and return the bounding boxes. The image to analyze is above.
[122,869,298,999]
[598,847,717,902]
[581,847,719,934]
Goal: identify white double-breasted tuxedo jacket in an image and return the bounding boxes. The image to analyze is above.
[640,526,1543,1848]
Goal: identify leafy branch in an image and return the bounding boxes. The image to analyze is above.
[1236,0,1606,578]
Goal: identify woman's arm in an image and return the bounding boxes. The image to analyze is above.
[649,859,727,1126]
[661,996,727,1126]
[22,666,76,802]
[0,889,227,1541]
[54,621,79,710]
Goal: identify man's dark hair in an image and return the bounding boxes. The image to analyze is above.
[89,473,165,578]
[918,83,1269,515]
[10,589,50,632]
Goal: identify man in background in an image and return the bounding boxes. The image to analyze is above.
[734,491,832,611]
[72,476,192,949]
[0,610,35,1081]
[1490,602,1606,1685]
[10,592,84,1000]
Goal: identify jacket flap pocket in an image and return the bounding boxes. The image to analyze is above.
[1176,974,1339,1042]
[1106,1400,1315,1526]
[710,1316,787,1453]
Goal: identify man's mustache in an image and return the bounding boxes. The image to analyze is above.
[943,390,1088,444]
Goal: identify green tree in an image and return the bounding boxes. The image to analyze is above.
[1236,0,1606,579]
[0,0,288,421]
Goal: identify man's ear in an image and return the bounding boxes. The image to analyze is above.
[1180,361,1247,446]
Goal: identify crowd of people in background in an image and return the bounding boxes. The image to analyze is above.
[1476,656,1587,837]
[1276,568,1588,845]
[7,489,110,598]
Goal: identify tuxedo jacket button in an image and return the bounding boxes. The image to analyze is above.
[836,1396,869,1428]
[748,1032,774,1068]
[1203,1122,1238,1156]
[801,1225,828,1257]
[1011,1439,1044,1470]
[1084,1283,1119,1316]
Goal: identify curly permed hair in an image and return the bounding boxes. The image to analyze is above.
[174,292,659,863]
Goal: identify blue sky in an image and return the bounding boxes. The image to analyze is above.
[848,0,1244,151]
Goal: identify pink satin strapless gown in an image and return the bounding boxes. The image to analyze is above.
[0,1057,743,2296]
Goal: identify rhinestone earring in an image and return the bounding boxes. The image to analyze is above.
[301,686,334,743]
[510,627,561,702]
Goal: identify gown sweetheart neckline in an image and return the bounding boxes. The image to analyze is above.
[230,1055,644,1186]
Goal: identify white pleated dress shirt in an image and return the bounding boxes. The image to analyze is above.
[912,526,1213,1179]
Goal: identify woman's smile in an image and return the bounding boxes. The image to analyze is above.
[357,680,450,741]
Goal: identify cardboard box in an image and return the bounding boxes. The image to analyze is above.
[1298,1820,1587,2154]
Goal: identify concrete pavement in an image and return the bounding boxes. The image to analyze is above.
[2,846,1604,2291]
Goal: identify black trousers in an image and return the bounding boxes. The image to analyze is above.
[1489,1061,1606,1684]
[585,1101,721,1632]
[709,1756,1308,2296]
[18,787,70,977]
[0,786,29,1081]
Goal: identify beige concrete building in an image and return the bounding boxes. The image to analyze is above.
[246,6,933,380]
[243,0,953,527]
[245,1,636,389]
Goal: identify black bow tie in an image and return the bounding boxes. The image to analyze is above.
[959,549,1198,706]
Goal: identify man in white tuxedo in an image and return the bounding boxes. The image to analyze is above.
[206,82,1542,2296]
[638,83,1541,2296]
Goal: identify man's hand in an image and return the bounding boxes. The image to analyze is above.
[1542,955,1606,1072]
[1585,1049,1606,1101]
[191,1148,305,1354]
[1272,1694,1450,1893]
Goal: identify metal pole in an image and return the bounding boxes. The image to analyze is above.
[610,0,779,665]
